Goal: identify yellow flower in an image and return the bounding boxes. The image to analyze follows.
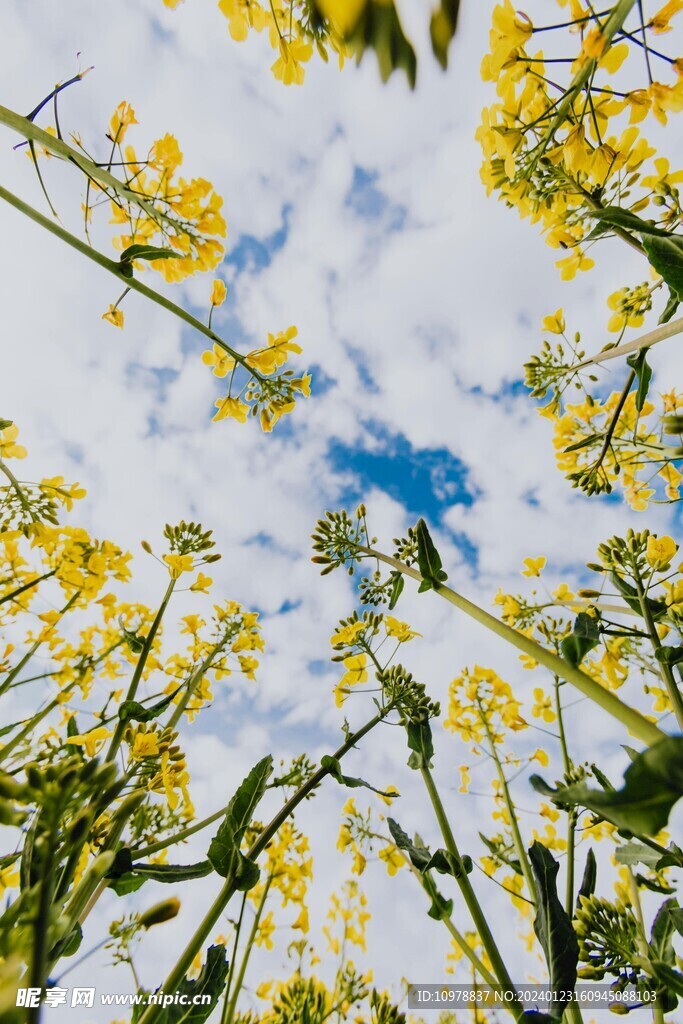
[340,653,368,687]
[330,621,365,646]
[317,0,365,35]
[163,553,194,579]
[0,423,27,460]
[202,344,235,378]
[66,726,113,757]
[552,583,575,602]
[531,688,556,723]
[102,305,124,328]
[0,862,20,895]
[531,748,549,767]
[522,556,546,577]
[109,101,138,144]
[132,731,160,759]
[190,572,213,593]
[384,616,420,643]
[210,279,227,306]
[541,309,565,334]
[213,396,249,423]
[378,845,404,876]
[255,910,276,949]
[646,535,677,568]
[271,38,313,86]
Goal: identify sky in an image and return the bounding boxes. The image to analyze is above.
[1,0,681,1019]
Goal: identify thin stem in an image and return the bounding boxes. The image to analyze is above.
[221,895,247,1024]
[105,578,175,761]
[0,458,36,522]
[419,764,525,1023]
[357,545,664,746]
[0,569,56,607]
[222,875,273,1024]
[478,703,537,905]
[632,563,683,731]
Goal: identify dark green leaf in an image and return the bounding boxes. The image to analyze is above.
[110,873,147,896]
[345,0,417,88]
[142,944,230,1024]
[415,518,448,592]
[430,0,460,69]
[529,841,579,1021]
[120,244,182,264]
[560,612,600,668]
[405,718,434,770]
[587,207,670,237]
[636,872,675,894]
[611,571,666,621]
[0,419,13,431]
[650,960,683,998]
[119,689,180,724]
[577,848,596,909]
[656,646,683,667]
[208,756,273,880]
[659,288,680,324]
[388,571,404,610]
[387,818,431,871]
[563,432,602,453]
[642,234,683,299]
[320,754,398,799]
[626,348,653,414]
[650,899,680,965]
[532,737,683,836]
[425,848,472,878]
[656,843,683,871]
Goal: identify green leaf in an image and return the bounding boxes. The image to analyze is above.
[424,848,472,878]
[642,234,683,299]
[415,518,448,593]
[587,207,670,237]
[577,848,596,908]
[430,0,460,69]
[388,571,404,610]
[207,755,273,885]
[120,244,182,264]
[659,287,680,324]
[118,688,180,724]
[387,819,454,920]
[650,960,683,998]
[0,419,13,431]
[139,944,230,1024]
[655,646,683,667]
[611,571,666,621]
[529,842,579,1022]
[656,842,683,871]
[110,873,147,896]
[531,737,683,837]
[560,611,600,668]
[626,348,653,414]
[320,755,398,799]
[405,718,434,770]
[650,898,679,965]
[614,842,662,869]
[345,1,417,88]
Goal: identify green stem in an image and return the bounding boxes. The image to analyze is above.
[360,545,664,746]
[1,698,60,762]
[402,856,499,991]
[28,818,58,1024]
[130,802,230,861]
[105,578,175,762]
[166,637,229,730]
[478,702,537,905]
[575,315,683,371]
[0,569,56,607]
[553,677,576,916]
[419,764,525,1023]
[0,183,262,380]
[221,894,247,1024]
[222,875,273,1024]
[632,563,683,731]
[135,710,388,1024]
[527,0,638,169]
[0,458,37,522]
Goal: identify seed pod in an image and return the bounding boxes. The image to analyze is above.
[139,897,181,929]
